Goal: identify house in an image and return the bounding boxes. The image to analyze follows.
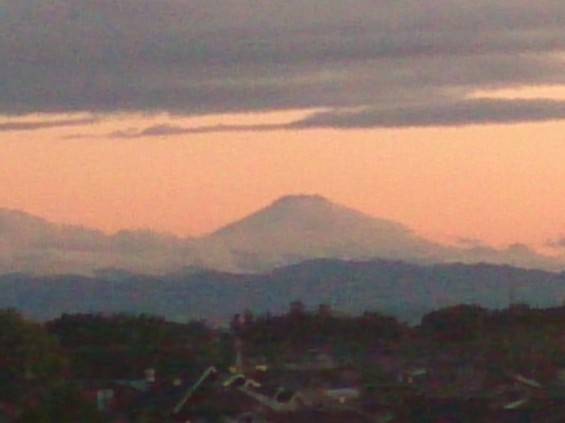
[238,385,303,413]
[283,353,337,371]
[323,387,360,403]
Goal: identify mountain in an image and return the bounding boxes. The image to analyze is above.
[192,194,449,272]
[0,208,195,275]
[2,259,565,322]
[1,195,563,275]
[188,194,563,273]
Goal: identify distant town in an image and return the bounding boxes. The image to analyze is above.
[3,300,565,422]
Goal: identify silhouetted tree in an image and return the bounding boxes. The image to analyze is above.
[419,304,489,343]
[0,309,66,402]
[46,313,216,380]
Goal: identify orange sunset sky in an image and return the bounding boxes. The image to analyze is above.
[2,1,565,253]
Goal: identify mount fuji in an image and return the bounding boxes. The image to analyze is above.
[190,194,449,272]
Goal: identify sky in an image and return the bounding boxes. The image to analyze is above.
[2,0,565,253]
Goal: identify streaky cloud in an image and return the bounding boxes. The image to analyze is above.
[109,123,290,138]
[109,99,565,135]
[0,117,97,132]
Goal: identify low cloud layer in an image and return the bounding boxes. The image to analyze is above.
[547,237,565,250]
[1,0,565,128]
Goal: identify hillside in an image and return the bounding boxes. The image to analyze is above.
[2,259,565,322]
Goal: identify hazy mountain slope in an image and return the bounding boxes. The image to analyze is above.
[192,195,563,272]
[0,208,195,275]
[193,195,450,272]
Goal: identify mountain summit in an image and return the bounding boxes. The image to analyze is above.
[192,195,448,272]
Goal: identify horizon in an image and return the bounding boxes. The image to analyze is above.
[0,192,440,244]
[0,191,558,251]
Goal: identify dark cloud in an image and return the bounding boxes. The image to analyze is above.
[290,99,565,128]
[110,99,565,134]
[0,117,96,132]
[1,0,565,127]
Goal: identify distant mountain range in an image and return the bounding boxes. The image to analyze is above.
[2,259,565,322]
[0,194,563,275]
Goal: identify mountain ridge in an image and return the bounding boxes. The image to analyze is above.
[2,258,565,322]
[0,195,563,275]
